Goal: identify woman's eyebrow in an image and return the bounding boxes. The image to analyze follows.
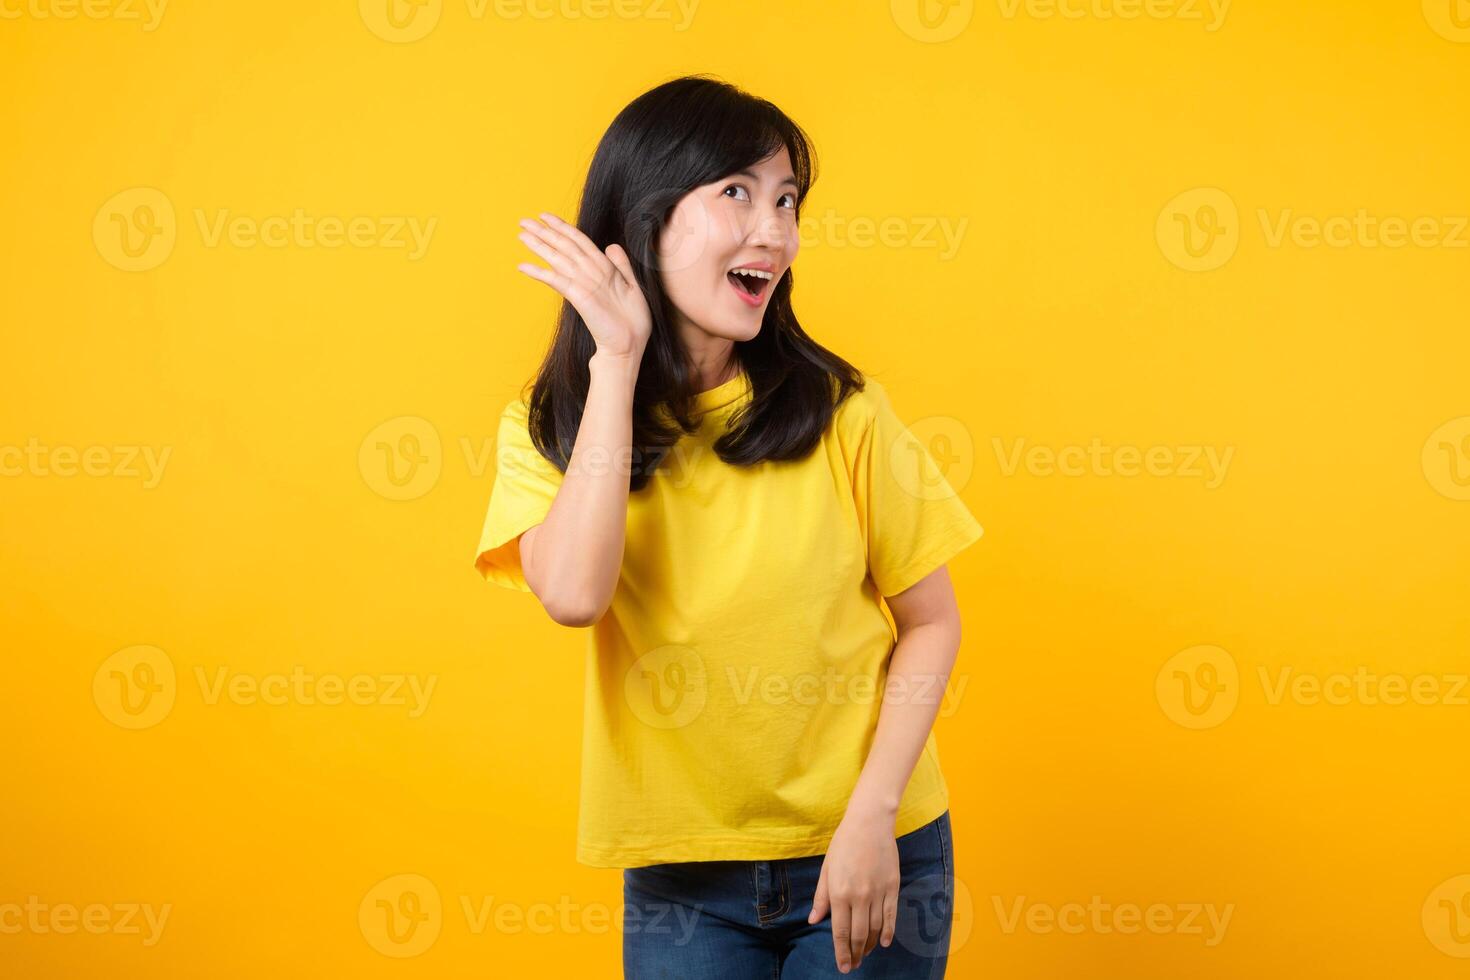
[733,169,799,189]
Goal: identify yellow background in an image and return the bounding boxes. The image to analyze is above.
[4,0,1469,976]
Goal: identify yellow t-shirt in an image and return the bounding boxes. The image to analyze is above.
[473,369,984,868]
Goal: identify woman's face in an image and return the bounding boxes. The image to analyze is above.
[655,146,800,343]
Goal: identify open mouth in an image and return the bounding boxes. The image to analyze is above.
[726,266,774,306]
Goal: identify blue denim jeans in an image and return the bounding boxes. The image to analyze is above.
[622,809,953,979]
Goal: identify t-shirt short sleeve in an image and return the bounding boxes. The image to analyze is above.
[852,379,985,598]
[473,397,565,591]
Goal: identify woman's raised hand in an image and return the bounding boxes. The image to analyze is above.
[516,213,652,361]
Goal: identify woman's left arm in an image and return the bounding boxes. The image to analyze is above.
[808,564,963,974]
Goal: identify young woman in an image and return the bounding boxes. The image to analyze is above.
[475,74,983,978]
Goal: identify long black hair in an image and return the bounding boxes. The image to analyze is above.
[520,73,866,492]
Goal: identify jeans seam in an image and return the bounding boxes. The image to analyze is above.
[935,812,951,880]
[933,813,953,979]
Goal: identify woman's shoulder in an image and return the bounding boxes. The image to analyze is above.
[831,371,893,436]
[500,392,532,420]
[495,392,538,453]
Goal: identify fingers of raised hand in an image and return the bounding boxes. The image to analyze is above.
[520,213,604,277]
[537,212,606,265]
[604,242,638,288]
[515,261,570,295]
[517,220,583,278]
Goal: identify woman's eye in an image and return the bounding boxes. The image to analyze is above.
[721,184,795,210]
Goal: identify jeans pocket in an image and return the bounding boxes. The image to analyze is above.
[896,809,948,869]
[890,811,955,966]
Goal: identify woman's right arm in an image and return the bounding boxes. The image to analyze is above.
[512,211,652,627]
[519,351,639,626]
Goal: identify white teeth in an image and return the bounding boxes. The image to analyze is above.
[730,268,774,280]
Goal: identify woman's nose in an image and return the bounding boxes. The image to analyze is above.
[745,205,793,250]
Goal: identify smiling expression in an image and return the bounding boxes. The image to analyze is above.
[655,146,801,343]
